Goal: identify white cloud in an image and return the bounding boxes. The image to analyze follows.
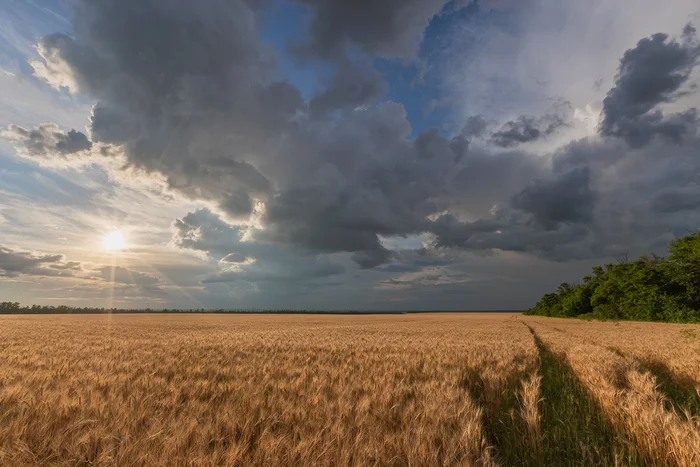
[445,0,699,132]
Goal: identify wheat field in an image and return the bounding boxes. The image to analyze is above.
[0,313,698,466]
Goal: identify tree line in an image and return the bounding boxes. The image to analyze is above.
[525,232,700,322]
[0,303,410,315]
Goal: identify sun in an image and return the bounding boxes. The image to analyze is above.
[103,231,126,251]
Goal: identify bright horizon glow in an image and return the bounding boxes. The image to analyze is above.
[102,231,126,251]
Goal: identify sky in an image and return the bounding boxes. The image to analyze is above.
[1,0,699,310]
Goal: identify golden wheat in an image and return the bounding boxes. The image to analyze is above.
[526,317,700,386]
[0,313,533,466]
[525,316,700,466]
[2,313,699,466]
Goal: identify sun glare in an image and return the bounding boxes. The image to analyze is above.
[103,231,126,251]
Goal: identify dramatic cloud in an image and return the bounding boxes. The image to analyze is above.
[422,23,700,263]
[29,0,296,213]
[21,2,700,266]
[379,247,472,274]
[309,64,385,117]
[446,147,546,218]
[461,115,489,139]
[489,112,569,147]
[600,29,700,147]
[291,0,449,61]
[432,128,700,262]
[3,123,91,158]
[171,208,254,260]
[0,245,80,277]
[258,113,470,266]
[511,167,596,228]
[3,0,700,309]
[171,208,346,286]
[652,186,700,213]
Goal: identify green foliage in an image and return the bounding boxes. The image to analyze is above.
[0,302,21,312]
[526,232,700,323]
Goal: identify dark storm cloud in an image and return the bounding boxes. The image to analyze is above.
[489,112,568,147]
[218,191,255,219]
[432,130,700,261]
[603,108,698,149]
[600,28,700,147]
[551,133,633,173]
[3,123,91,158]
[0,245,80,277]
[461,115,489,139]
[351,248,393,269]
[447,147,546,217]
[651,186,700,213]
[291,0,449,61]
[260,116,470,266]
[309,63,385,117]
[511,167,596,228]
[429,212,596,261]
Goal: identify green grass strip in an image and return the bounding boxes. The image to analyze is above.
[529,327,644,467]
[459,365,538,466]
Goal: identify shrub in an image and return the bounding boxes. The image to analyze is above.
[527,232,700,323]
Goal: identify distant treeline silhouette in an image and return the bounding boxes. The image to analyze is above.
[0,303,411,315]
[526,232,700,323]
[0,303,522,315]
